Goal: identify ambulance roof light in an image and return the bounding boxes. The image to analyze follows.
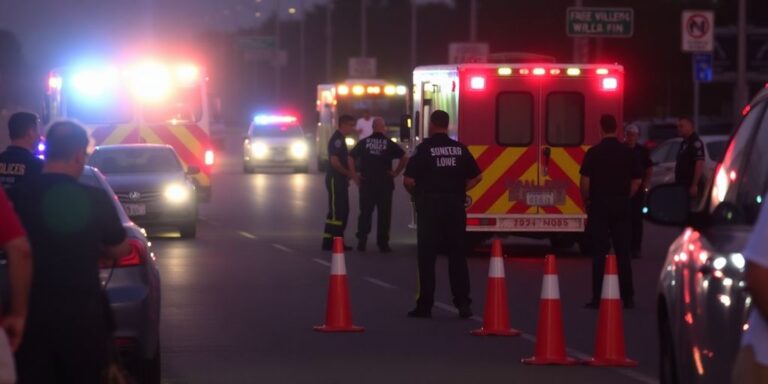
[532,68,546,76]
[519,68,530,75]
[550,68,561,75]
[72,67,119,98]
[566,68,581,76]
[396,85,408,95]
[337,85,349,95]
[497,67,512,76]
[129,61,172,102]
[596,68,610,75]
[469,76,485,90]
[384,85,396,95]
[602,77,618,91]
[175,64,199,85]
[367,86,381,95]
[352,85,365,95]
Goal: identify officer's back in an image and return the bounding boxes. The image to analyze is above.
[0,112,43,189]
[582,136,638,200]
[408,134,478,201]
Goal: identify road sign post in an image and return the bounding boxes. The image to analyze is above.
[683,10,715,132]
[566,7,634,38]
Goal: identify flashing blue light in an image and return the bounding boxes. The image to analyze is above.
[758,195,763,204]
[36,141,46,160]
[71,67,118,98]
[642,206,649,215]
[253,114,297,125]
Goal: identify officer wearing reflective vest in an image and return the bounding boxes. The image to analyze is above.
[403,110,482,319]
[321,114,360,251]
[349,117,407,253]
[0,112,43,189]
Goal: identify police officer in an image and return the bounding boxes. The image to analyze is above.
[349,117,407,253]
[0,112,43,189]
[403,110,482,319]
[674,116,705,202]
[581,114,642,309]
[321,114,360,251]
[624,125,652,259]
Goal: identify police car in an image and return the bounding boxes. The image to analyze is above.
[243,114,310,173]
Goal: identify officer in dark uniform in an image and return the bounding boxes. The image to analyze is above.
[581,114,642,309]
[321,114,360,251]
[0,112,43,189]
[403,110,482,319]
[624,124,653,259]
[349,117,407,253]
[674,116,706,202]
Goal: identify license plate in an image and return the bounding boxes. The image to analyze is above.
[123,203,146,216]
[526,192,555,206]
[499,217,584,231]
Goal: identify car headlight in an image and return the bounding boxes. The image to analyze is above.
[164,183,191,203]
[345,137,355,147]
[290,141,309,159]
[250,141,268,158]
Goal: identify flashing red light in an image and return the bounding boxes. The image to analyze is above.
[470,76,485,90]
[532,68,546,76]
[742,104,751,116]
[101,239,145,268]
[550,68,561,75]
[602,77,618,91]
[48,75,63,92]
[519,68,530,75]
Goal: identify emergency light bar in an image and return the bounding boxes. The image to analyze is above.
[335,84,407,96]
[253,115,298,125]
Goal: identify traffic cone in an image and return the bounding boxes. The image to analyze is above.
[470,239,520,336]
[314,237,364,333]
[522,254,578,365]
[586,255,637,366]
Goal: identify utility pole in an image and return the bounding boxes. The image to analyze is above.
[299,0,306,91]
[361,0,368,57]
[469,0,478,42]
[411,1,417,69]
[735,0,748,115]
[325,2,333,82]
[274,1,282,101]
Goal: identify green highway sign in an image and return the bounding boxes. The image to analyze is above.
[567,7,634,38]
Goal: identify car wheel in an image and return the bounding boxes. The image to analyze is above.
[659,301,680,384]
[180,222,197,239]
[136,344,161,384]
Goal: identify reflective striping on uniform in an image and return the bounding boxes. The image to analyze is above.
[601,275,621,299]
[540,275,561,299]
[330,253,347,275]
[488,256,505,278]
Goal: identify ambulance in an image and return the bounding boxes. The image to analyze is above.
[45,58,215,201]
[316,79,409,170]
[410,63,624,249]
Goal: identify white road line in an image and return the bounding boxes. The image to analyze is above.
[272,244,293,253]
[432,302,658,384]
[238,231,257,239]
[363,277,396,289]
[312,258,331,267]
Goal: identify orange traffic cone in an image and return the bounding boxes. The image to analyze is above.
[522,254,578,365]
[314,237,364,333]
[586,255,637,366]
[471,239,520,336]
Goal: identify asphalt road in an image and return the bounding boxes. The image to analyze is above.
[152,139,681,384]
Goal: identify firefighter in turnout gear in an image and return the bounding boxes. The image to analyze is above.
[0,112,43,189]
[349,117,408,253]
[321,115,360,251]
[403,110,482,319]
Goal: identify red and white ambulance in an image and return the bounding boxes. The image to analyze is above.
[410,62,624,249]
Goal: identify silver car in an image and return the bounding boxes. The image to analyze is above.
[243,115,311,173]
[648,135,729,188]
[646,86,768,383]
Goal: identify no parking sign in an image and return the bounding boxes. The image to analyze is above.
[682,10,715,52]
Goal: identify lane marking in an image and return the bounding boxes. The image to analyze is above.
[363,277,397,289]
[238,231,257,239]
[313,258,331,267]
[432,301,658,384]
[272,244,293,253]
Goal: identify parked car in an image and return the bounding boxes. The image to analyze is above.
[89,144,199,238]
[627,117,735,149]
[648,135,729,188]
[646,85,768,383]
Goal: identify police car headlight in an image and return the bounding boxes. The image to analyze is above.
[250,141,268,158]
[345,137,355,147]
[290,141,308,159]
[164,184,191,203]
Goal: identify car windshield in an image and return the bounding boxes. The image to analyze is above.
[89,147,183,174]
[706,140,728,162]
[78,167,130,223]
[249,124,304,138]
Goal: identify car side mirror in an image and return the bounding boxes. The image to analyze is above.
[400,114,412,142]
[187,165,201,175]
[645,183,690,226]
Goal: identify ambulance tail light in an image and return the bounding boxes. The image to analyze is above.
[467,218,497,227]
[602,77,618,91]
[100,238,146,268]
[204,149,215,166]
[470,76,485,90]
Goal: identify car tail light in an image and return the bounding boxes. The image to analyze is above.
[204,149,215,166]
[602,77,618,91]
[101,238,146,268]
[469,76,485,90]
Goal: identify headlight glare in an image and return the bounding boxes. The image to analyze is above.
[290,141,309,158]
[251,142,268,158]
[164,184,191,203]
